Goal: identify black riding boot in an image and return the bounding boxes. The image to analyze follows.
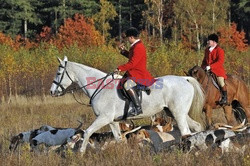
[219,86,228,105]
[126,88,142,116]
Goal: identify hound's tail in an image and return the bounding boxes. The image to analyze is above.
[232,100,248,124]
[214,119,247,131]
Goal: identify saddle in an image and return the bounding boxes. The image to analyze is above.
[118,83,151,101]
[207,71,220,90]
[207,71,230,106]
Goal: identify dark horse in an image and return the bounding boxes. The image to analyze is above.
[187,65,250,128]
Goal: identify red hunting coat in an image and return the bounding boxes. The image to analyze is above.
[201,45,227,79]
[118,40,155,86]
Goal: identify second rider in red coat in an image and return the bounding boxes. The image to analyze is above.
[201,33,228,105]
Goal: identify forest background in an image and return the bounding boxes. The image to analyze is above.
[0,0,249,103]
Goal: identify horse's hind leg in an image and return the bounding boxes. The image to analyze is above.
[170,108,191,136]
[79,116,111,153]
[223,106,235,125]
[204,106,213,129]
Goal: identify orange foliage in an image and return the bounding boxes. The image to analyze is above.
[0,32,37,50]
[0,14,104,50]
[218,23,248,52]
[180,35,195,50]
[0,32,14,47]
[13,35,37,50]
[37,26,53,43]
[53,14,104,49]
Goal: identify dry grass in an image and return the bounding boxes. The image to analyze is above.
[0,95,249,166]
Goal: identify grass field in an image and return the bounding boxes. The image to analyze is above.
[0,94,249,166]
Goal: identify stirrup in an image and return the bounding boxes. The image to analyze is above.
[129,108,142,116]
[218,99,228,106]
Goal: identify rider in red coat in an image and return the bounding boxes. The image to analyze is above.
[115,27,155,116]
[201,34,228,105]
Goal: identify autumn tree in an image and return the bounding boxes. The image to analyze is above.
[52,14,104,49]
[174,0,230,51]
[218,23,248,52]
[0,50,18,103]
[0,32,14,47]
[143,0,165,43]
[93,0,117,42]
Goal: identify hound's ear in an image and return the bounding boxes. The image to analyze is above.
[57,57,62,63]
[63,56,68,62]
[143,130,150,138]
[184,71,189,76]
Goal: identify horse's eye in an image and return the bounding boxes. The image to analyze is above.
[57,73,61,76]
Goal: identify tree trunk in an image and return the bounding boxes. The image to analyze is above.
[41,78,46,101]
[157,0,163,44]
[129,1,132,27]
[212,0,216,33]
[195,23,201,52]
[119,1,122,42]
[55,10,58,34]
[174,19,177,43]
[24,20,27,39]
[63,0,66,25]
[14,79,18,99]
[153,27,155,38]
[7,75,12,104]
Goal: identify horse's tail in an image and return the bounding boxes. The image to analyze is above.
[184,77,206,129]
[232,100,248,124]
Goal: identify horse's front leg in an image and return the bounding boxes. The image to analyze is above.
[109,122,122,141]
[203,106,213,129]
[79,116,111,153]
[223,106,234,125]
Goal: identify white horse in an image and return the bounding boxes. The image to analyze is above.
[50,56,205,153]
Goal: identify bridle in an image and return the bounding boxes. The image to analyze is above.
[52,61,74,96]
[52,61,118,105]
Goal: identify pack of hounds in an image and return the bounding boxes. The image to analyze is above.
[8,117,250,156]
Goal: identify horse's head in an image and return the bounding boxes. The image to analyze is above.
[187,65,206,83]
[50,56,73,97]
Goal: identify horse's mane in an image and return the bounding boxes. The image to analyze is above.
[70,61,107,75]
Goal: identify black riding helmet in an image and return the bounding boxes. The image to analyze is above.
[125,27,139,37]
[207,33,219,43]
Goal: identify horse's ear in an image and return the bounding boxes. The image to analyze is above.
[63,56,68,62]
[57,57,62,63]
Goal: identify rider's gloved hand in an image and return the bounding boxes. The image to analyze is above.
[118,44,125,51]
[114,68,121,73]
[205,66,211,71]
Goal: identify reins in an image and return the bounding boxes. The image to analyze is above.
[89,72,116,105]
[201,71,210,92]
[68,72,116,106]
[202,71,220,93]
